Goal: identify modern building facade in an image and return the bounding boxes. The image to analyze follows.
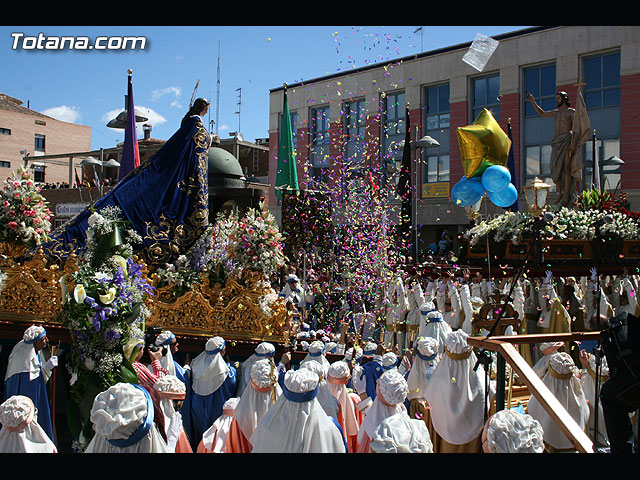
[267,25,640,260]
[0,93,92,185]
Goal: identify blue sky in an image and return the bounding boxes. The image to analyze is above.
[2,26,530,151]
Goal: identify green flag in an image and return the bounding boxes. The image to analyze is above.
[275,87,298,200]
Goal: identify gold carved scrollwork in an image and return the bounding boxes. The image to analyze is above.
[0,244,77,324]
[0,246,285,344]
[145,269,288,342]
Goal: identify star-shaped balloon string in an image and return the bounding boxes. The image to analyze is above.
[456,108,511,179]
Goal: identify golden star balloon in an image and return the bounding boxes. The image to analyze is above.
[457,108,512,179]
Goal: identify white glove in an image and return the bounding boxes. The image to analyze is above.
[544,270,553,284]
[44,356,58,370]
[590,267,598,282]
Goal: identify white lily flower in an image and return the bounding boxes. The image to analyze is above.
[73,284,87,304]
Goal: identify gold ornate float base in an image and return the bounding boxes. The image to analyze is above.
[0,244,288,343]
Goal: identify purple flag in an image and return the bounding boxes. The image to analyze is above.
[118,72,140,180]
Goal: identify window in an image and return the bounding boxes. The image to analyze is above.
[584,51,621,109]
[582,51,621,191]
[344,98,367,165]
[421,83,450,191]
[342,98,369,201]
[0,127,10,135]
[471,74,500,122]
[32,164,45,182]
[0,161,10,168]
[381,91,406,199]
[34,134,45,152]
[309,105,331,188]
[583,138,621,192]
[524,64,557,117]
[523,64,557,191]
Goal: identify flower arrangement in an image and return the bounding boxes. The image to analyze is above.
[153,210,239,295]
[0,166,52,247]
[57,205,154,449]
[226,201,287,276]
[463,189,640,246]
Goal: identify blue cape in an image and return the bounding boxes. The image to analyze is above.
[41,116,210,268]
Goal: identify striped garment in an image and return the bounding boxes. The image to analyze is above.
[132,360,167,391]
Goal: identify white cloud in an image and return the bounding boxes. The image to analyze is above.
[150,86,182,108]
[42,105,82,123]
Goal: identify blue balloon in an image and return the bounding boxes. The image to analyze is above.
[451,176,485,207]
[488,183,518,208]
[481,165,511,193]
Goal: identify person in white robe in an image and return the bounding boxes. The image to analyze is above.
[406,336,440,422]
[300,359,340,423]
[236,342,276,396]
[300,340,330,370]
[417,304,452,355]
[154,330,192,441]
[526,351,589,452]
[250,367,346,453]
[578,349,610,448]
[470,272,490,303]
[384,275,408,351]
[0,395,57,453]
[153,374,191,453]
[405,280,425,351]
[225,359,280,453]
[189,336,237,446]
[584,269,614,326]
[613,275,640,316]
[436,278,463,330]
[356,368,409,453]
[531,341,564,378]
[279,274,306,311]
[196,397,239,453]
[370,411,433,453]
[3,325,57,441]
[423,329,495,453]
[85,382,170,453]
[326,360,362,452]
[481,408,544,453]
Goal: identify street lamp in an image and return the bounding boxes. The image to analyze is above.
[600,155,624,191]
[523,177,551,216]
[412,134,440,263]
[80,149,120,195]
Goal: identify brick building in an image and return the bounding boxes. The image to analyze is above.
[0,93,91,185]
[267,25,640,259]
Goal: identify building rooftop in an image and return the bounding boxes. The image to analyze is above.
[0,93,50,119]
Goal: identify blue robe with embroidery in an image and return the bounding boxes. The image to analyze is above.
[189,364,237,447]
[40,115,210,268]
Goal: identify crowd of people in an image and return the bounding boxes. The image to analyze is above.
[38,177,117,190]
[2,257,637,454]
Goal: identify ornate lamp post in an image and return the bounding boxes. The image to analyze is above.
[523,177,551,216]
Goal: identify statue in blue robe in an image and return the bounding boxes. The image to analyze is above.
[41,99,211,269]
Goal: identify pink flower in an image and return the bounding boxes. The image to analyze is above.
[8,221,18,230]
[1,201,8,207]
[13,192,20,199]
